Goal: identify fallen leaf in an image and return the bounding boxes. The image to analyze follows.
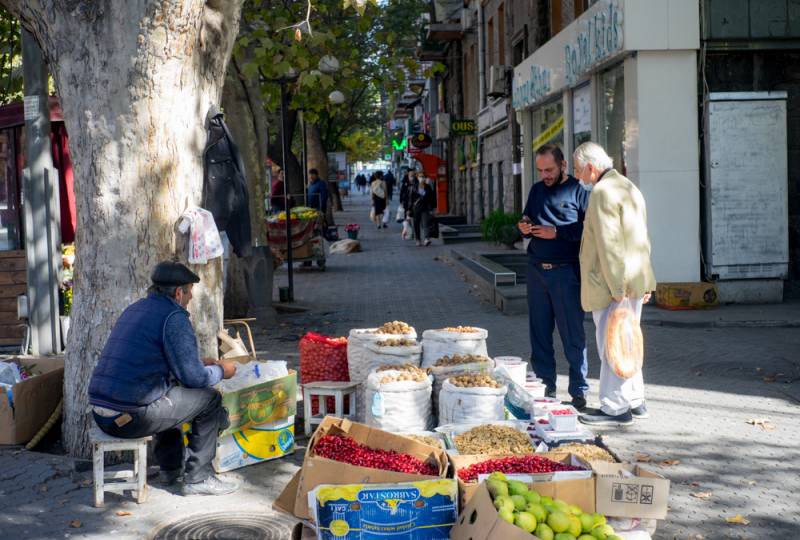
[747,480,757,486]
[690,482,701,487]
[634,453,652,462]
[660,459,681,466]
[115,511,132,517]
[762,375,777,383]
[69,520,82,528]
[294,28,302,42]
[746,418,776,430]
[725,514,750,525]
[690,491,713,500]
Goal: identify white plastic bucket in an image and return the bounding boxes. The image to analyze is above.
[494,356,527,387]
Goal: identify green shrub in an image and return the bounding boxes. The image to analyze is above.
[481,209,522,246]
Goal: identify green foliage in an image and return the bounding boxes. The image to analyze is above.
[339,128,382,162]
[237,0,427,160]
[481,210,523,246]
[0,8,22,105]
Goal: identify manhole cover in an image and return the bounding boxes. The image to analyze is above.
[150,511,296,540]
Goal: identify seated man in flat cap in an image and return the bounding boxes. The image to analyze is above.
[89,261,239,496]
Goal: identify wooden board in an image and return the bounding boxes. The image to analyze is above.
[0,298,18,312]
[0,284,27,298]
[0,271,27,285]
[0,325,25,338]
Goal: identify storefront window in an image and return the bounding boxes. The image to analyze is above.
[529,99,564,182]
[599,63,625,172]
[572,83,592,152]
[0,130,21,251]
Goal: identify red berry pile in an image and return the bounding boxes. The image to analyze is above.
[550,408,576,415]
[314,435,439,476]
[457,455,583,482]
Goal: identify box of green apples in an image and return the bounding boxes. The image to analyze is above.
[450,474,624,540]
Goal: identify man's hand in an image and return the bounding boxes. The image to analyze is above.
[531,225,556,239]
[643,292,652,304]
[219,360,237,379]
[518,221,534,236]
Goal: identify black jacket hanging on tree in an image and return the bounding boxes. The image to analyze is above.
[202,105,253,257]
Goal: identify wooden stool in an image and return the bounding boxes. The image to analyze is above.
[91,426,151,508]
[302,381,359,436]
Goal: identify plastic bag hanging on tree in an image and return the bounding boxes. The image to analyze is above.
[605,298,644,379]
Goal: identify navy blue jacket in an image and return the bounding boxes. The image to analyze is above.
[89,294,221,411]
[522,175,590,264]
[307,179,329,213]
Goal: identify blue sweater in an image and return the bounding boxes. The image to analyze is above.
[522,175,590,264]
[307,179,329,213]
[89,294,222,411]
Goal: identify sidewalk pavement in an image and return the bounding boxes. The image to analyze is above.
[2,191,798,539]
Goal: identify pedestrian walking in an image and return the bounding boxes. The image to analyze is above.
[384,169,396,201]
[411,176,436,246]
[517,144,590,410]
[370,171,387,229]
[573,141,656,426]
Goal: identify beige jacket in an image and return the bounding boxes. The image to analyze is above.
[579,169,656,312]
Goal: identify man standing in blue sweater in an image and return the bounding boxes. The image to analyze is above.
[89,261,239,496]
[518,144,590,410]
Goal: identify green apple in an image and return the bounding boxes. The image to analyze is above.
[514,511,538,533]
[567,515,582,537]
[511,494,527,511]
[579,513,595,533]
[508,480,529,496]
[547,510,571,533]
[498,507,515,523]
[487,478,509,498]
[554,533,577,540]
[535,523,555,540]
[523,490,541,504]
[525,502,547,523]
[493,495,514,512]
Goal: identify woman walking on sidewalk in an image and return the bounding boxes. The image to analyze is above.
[411,177,436,246]
[370,171,387,229]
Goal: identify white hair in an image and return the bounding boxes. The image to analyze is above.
[573,142,614,170]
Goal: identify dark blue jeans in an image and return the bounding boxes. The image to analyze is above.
[526,261,588,399]
[93,386,229,484]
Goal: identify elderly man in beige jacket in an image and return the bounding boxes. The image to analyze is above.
[573,142,656,426]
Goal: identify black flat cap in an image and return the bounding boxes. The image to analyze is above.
[151,261,200,286]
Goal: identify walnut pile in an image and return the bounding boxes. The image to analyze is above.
[376,364,428,383]
[552,442,616,463]
[453,425,534,455]
[404,434,444,449]
[449,374,501,388]
[375,321,414,334]
[441,326,480,333]
[376,338,417,347]
[434,354,491,367]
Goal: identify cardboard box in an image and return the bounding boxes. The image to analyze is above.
[449,482,544,540]
[220,369,297,437]
[213,416,295,472]
[450,452,594,510]
[0,357,64,445]
[274,417,450,520]
[310,479,458,539]
[656,282,718,310]
[593,462,670,519]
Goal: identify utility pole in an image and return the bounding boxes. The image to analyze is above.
[21,29,62,355]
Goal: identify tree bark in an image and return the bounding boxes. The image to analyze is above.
[3,0,244,457]
[305,123,341,224]
[266,109,303,201]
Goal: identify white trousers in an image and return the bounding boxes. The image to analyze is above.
[592,299,645,416]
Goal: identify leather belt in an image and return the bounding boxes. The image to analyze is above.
[538,262,569,270]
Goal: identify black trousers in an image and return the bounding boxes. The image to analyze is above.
[413,210,430,241]
[93,386,229,484]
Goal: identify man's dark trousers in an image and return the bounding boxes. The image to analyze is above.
[93,386,229,484]
[526,261,588,399]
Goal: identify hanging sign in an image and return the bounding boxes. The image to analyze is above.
[450,119,475,136]
[410,133,432,149]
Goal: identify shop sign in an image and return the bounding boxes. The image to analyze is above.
[391,138,408,151]
[450,119,475,136]
[410,132,432,149]
[532,116,564,150]
[512,65,552,110]
[565,0,624,86]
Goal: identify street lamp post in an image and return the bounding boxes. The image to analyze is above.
[278,78,295,302]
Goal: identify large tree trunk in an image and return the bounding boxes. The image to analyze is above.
[305,123,341,225]
[4,0,244,457]
[267,109,304,201]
